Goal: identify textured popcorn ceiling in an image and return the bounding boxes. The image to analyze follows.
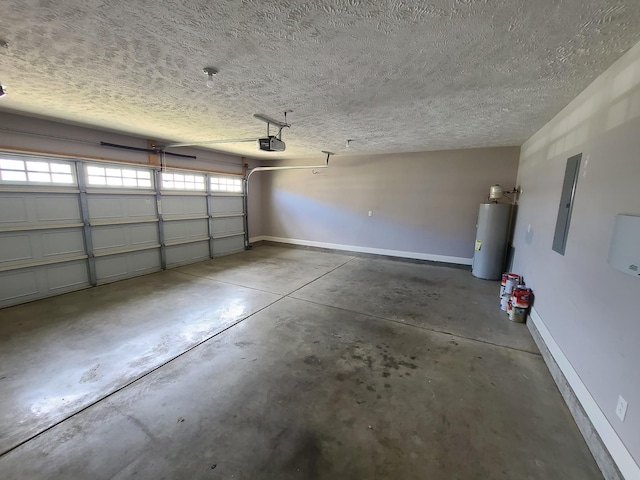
[1,1,640,159]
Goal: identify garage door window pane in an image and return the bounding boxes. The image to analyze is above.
[1,170,27,182]
[0,157,76,186]
[161,172,205,191]
[50,163,72,174]
[26,161,50,172]
[0,159,24,170]
[86,164,154,189]
[210,175,242,193]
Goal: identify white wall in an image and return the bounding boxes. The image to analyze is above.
[513,41,640,477]
[258,147,520,264]
[0,112,263,237]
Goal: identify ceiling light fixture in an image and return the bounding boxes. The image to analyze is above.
[203,67,218,88]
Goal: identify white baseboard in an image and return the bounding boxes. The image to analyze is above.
[529,307,639,480]
[249,235,473,266]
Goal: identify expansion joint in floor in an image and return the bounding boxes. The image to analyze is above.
[286,296,541,357]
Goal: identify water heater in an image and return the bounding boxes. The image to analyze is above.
[472,203,512,280]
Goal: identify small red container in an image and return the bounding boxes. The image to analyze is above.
[511,286,532,308]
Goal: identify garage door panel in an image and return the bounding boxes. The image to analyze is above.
[211,216,244,236]
[131,224,159,245]
[212,235,244,257]
[95,255,128,281]
[87,197,122,219]
[35,196,81,222]
[166,241,210,268]
[92,226,126,251]
[0,233,33,264]
[0,196,28,225]
[127,197,157,218]
[132,250,161,273]
[0,229,85,266]
[162,196,207,216]
[88,195,156,221]
[46,262,89,291]
[42,230,85,257]
[0,260,90,308]
[0,270,39,304]
[95,249,161,284]
[0,194,81,228]
[209,196,243,216]
[164,219,208,242]
[92,224,158,253]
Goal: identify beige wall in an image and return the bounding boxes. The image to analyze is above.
[0,112,263,237]
[513,42,640,476]
[256,147,520,263]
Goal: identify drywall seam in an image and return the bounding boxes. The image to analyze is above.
[250,235,472,265]
[529,307,639,480]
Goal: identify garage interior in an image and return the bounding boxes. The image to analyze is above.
[0,1,639,479]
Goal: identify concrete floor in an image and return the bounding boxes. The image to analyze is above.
[0,245,602,479]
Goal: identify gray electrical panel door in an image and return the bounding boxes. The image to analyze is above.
[552,154,581,255]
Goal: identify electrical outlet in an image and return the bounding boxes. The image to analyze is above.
[616,395,628,422]
[368,210,373,217]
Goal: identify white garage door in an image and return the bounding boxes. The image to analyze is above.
[0,155,247,308]
[0,156,89,308]
[83,163,162,285]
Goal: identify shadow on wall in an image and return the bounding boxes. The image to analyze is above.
[522,55,640,164]
[269,189,474,259]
